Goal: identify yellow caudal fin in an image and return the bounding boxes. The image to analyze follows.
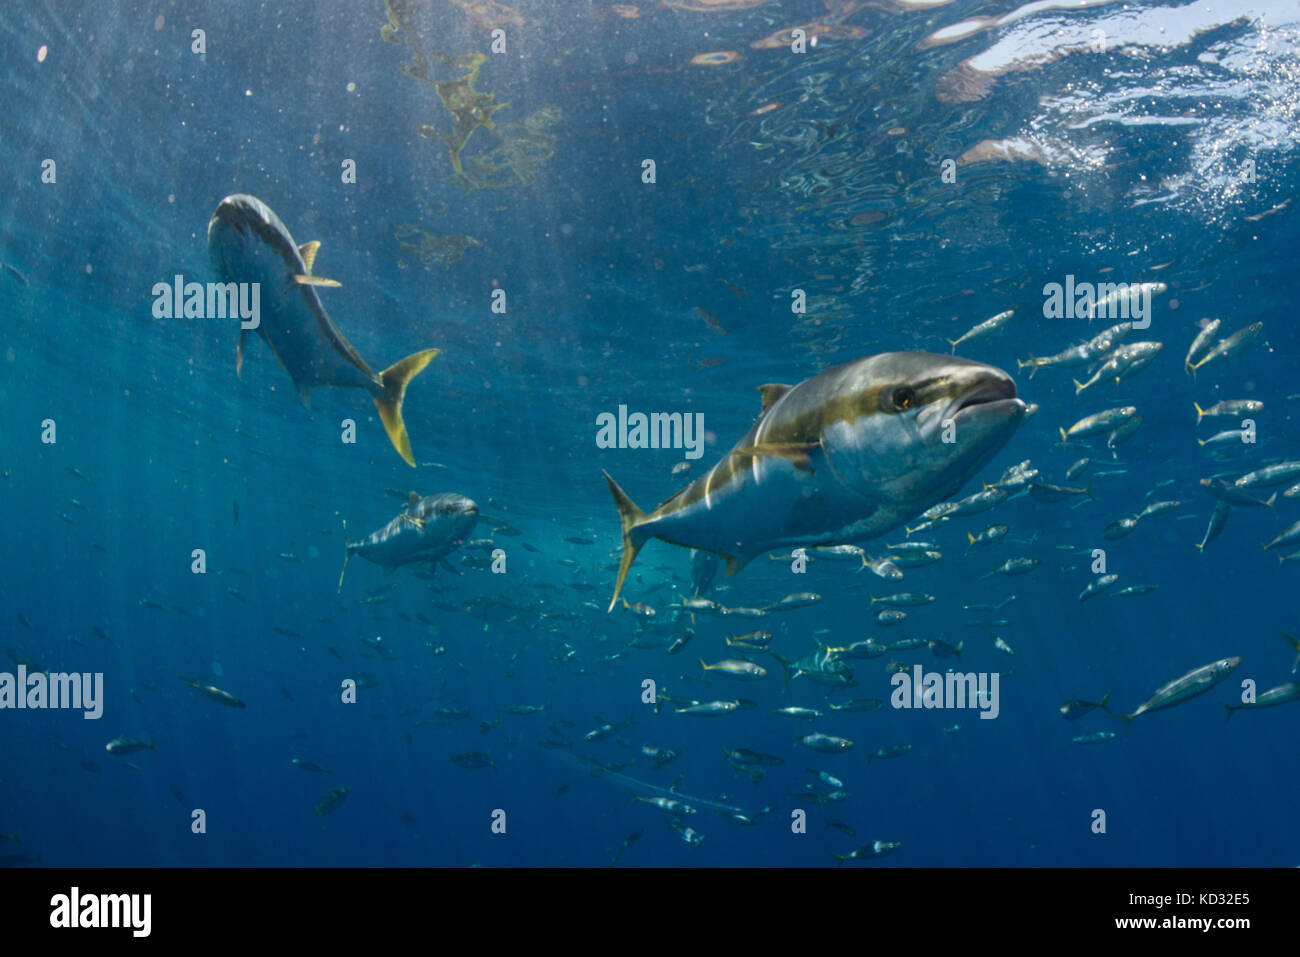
[374,349,439,467]
[1193,401,1204,424]
[603,470,650,613]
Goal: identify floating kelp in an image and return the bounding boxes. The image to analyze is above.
[664,0,778,10]
[380,5,561,188]
[380,0,431,81]
[395,45,507,174]
[394,224,481,270]
[432,53,508,174]
[453,107,562,191]
[450,0,524,30]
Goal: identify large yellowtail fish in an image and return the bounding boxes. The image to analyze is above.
[207,194,437,466]
[338,492,478,590]
[603,352,1026,611]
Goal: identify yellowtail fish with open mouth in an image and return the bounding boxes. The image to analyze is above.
[207,194,438,466]
[339,492,478,590]
[602,353,1026,610]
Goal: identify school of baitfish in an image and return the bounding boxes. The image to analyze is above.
[16,194,1296,867]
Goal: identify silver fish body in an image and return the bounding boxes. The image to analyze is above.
[604,353,1025,609]
[340,493,478,588]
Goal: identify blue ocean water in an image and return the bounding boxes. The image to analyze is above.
[2,0,1298,867]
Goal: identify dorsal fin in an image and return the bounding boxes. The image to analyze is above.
[407,491,421,512]
[298,241,321,275]
[758,383,793,414]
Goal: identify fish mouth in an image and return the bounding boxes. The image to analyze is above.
[442,498,478,518]
[949,375,1025,423]
[208,194,262,237]
[207,194,291,257]
[443,499,478,541]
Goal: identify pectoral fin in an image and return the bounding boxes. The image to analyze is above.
[292,274,342,288]
[723,553,752,576]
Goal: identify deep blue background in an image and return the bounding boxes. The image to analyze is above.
[1,0,1298,866]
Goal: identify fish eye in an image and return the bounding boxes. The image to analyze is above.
[889,386,915,412]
